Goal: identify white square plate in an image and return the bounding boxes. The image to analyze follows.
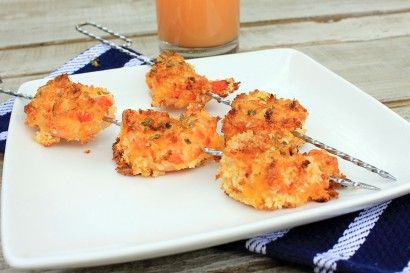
[2,49,410,269]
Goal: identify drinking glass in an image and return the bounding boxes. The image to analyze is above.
[155,0,240,58]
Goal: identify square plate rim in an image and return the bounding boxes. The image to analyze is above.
[2,48,410,269]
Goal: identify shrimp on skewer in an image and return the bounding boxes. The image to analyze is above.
[24,74,116,146]
[217,131,341,210]
[214,90,395,180]
[222,90,308,140]
[222,90,308,154]
[146,51,239,109]
[113,107,224,177]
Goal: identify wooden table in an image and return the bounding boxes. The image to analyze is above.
[1,1,410,272]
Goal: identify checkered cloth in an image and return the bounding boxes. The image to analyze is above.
[1,44,408,273]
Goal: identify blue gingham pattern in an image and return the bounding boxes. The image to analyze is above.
[1,44,409,273]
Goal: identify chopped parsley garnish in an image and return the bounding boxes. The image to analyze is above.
[247,109,257,116]
[141,118,153,127]
[149,134,161,140]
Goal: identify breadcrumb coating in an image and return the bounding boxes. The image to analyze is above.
[222,90,308,148]
[24,74,116,146]
[146,51,239,109]
[113,108,224,177]
[217,131,340,210]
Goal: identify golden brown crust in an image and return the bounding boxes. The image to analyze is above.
[112,108,224,177]
[112,137,135,176]
[222,90,308,144]
[146,51,239,109]
[217,131,340,210]
[24,74,116,146]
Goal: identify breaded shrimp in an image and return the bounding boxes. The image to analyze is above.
[112,107,224,177]
[24,74,116,146]
[146,51,239,109]
[217,131,340,210]
[222,90,308,144]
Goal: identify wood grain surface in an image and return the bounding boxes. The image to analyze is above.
[1,0,409,272]
[2,0,410,49]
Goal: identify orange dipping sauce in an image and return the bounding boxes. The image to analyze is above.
[156,0,240,48]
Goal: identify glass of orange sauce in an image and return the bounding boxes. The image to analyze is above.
[155,0,240,58]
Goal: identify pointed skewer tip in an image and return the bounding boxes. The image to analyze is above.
[380,172,397,181]
[329,176,380,191]
[357,183,381,191]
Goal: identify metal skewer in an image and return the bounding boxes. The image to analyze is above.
[0,87,388,189]
[102,116,121,126]
[210,95,396,181]
[292,131,396,181]
[206,92,232,106]
[328,176,380,191]
[75,22,395,181]
[75,22,154,65]
[203,147,380,191]
[76,22,231,103]
[0,88,34,100]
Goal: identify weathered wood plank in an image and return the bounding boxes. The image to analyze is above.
[239,12,410,51]
[3,11,410,79]
[392,104,410,121]
[241,0,410,24]
[2,35,410,104]
[0,41,96,80]
[0,0,156,49]
[0,74,47,102]
[294,36,410,103]
[2,0,410,49]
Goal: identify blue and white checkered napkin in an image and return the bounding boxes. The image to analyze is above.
[1,44,409,273]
